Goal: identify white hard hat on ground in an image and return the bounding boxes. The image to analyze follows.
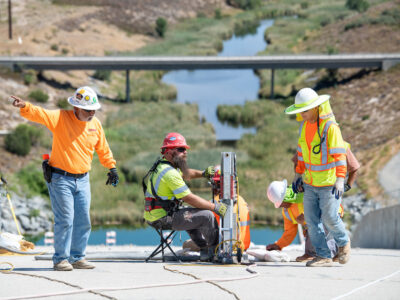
[267,179,287,208]
[285,87,330,115]
[68,86,101,110]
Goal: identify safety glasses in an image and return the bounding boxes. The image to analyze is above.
[175,147,187,153]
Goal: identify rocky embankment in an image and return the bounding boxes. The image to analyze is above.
[342,193,381,234]
[0,185,52,236]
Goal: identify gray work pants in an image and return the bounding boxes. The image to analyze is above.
[305,227,338,257]
[149,207,219,249]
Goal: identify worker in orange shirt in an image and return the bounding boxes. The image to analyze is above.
[285,87,351,267]
[11,86,118,271]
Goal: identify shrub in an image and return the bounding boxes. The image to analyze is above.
[345,0,369,12]
[56,98,69,109]
[300,2,309,9]
[23,70,37,85]
[5,124,32,156]
[93,70,111,81]
[29,89,49,103]
[155,18,167,37]
[18,163,48,197]
[61,48,69,55]
[228,0,261,10]
[4,124,45,156]
[50,44,59,51]
[215,8,222,20]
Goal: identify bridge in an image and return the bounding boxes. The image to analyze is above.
[1,54,399,101]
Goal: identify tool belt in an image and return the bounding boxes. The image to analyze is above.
[51,167,87,179]
[145,197,180,216]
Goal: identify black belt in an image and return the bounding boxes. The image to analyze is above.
[51,167,87,179]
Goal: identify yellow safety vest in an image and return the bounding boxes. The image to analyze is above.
[297,118,346,187]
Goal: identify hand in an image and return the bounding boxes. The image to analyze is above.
[296,213,305,226]
[291,173,304,193]
[202,166,215,178]
[213,202,227,217]
[266,243,281,251]
[106,168,119,187]
[10,96,26,108]
[332,177,345,199]
[344,183,351,192]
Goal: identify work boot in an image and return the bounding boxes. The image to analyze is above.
[306,256,333,267]
[332,254,339,262]
[71,259,95,269]
[295,253,315,262]
[54,260,73,271]
[338,240,351,264]
[200,247,215,262]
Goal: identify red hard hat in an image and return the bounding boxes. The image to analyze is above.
[161,132,190,149]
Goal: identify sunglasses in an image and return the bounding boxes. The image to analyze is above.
[83,109,95,113]
[174,147,187,153]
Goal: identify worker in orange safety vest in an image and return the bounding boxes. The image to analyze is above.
[285,87,351,267]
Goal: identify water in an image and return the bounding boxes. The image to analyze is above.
[35,226,299,246]
[162,19,274,141]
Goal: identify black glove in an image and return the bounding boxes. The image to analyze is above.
[292,174,304,194]
[344,183,351,192]
[106,168,119,187]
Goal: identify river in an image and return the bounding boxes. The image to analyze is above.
[162,19,274,141]
[35,226,299,246]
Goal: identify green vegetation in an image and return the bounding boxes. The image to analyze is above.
[228,0,261,10]
[56,98,69,109]
[346,0,370,12]
[23,70,37,85]
[4,124,50,156]
[156,18,168,37]
[29,89,49,103]
[93,70,111,81]
[17,163,48,198]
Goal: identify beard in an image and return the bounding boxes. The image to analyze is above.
[172,154,188,172]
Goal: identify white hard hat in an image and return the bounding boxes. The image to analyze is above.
[68,86,101,110]
[285,87,330,115]
[267,179,287,208]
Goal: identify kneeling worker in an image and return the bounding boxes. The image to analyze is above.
[266,180,343,262]
[143,132,227,261]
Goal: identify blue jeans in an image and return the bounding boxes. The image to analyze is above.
[303,184,349,258]
[47,172,91,264]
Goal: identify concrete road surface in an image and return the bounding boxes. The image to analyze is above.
[0,246,399,300]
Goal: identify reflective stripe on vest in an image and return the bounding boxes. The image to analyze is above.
[299,118,345,186]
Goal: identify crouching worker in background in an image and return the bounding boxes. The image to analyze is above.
[266,180,343,263]
[11,87,119,271]
[143,132,227,261]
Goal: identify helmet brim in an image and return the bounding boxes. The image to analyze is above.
[68,96,101,110]
[285,95,330,115]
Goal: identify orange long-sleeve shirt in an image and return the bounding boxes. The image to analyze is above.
[20,102,116,174]
[296,121,346,178]
[276,203,303,250]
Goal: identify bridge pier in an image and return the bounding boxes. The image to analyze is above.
[126,69,130,103]
[270,68,275,99]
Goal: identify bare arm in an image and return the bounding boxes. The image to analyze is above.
[182,169,203,181]
[347,169,358,187]
[181,193,215,211]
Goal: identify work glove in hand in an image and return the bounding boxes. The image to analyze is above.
[106,168,119,187]
[291,173,304,193]
[266,243,281,251]
[344,183,351,192]
[332,177,345,199]
[202,166,215,178]
[213,202,227,217]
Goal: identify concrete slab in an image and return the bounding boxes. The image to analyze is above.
[0,246,399,300]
